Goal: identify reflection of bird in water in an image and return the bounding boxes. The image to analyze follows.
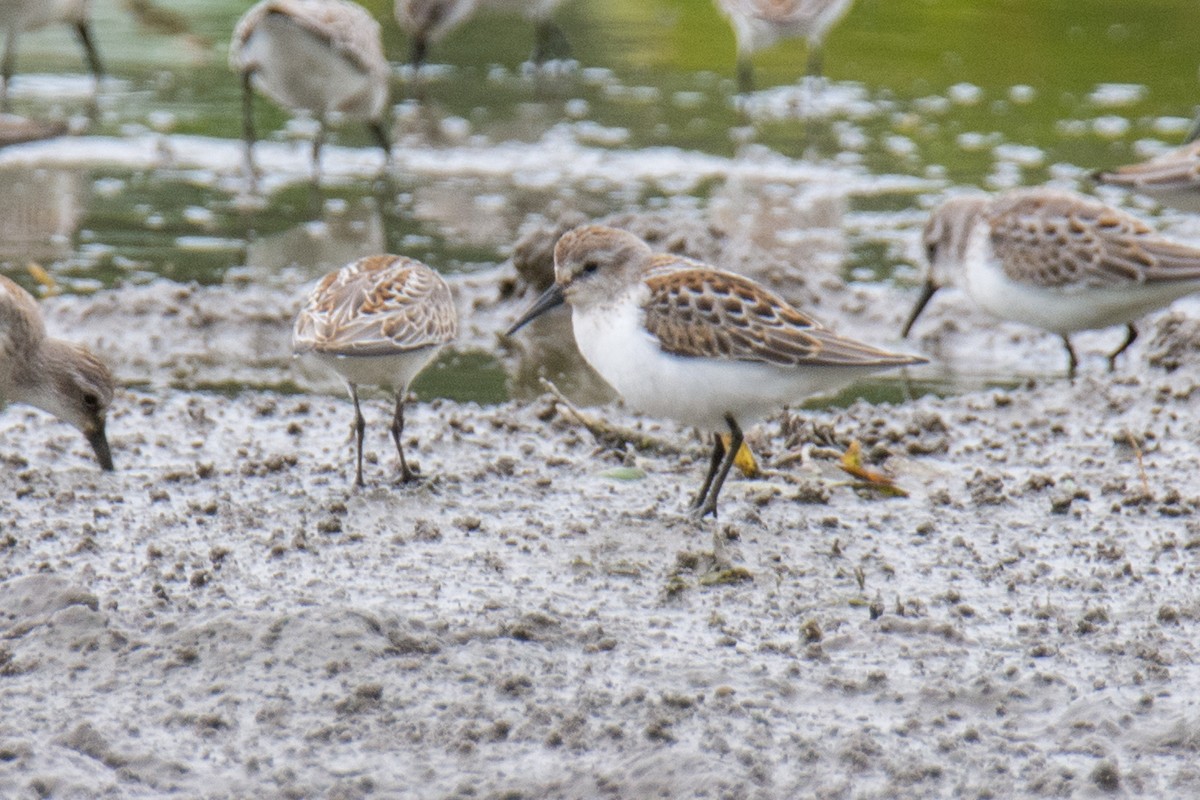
[395,0,570,68]
[230,0,391,183]
[0,274,115,471]
[293,256,458,487]
[0,169,82,263]
[903,188,1200,378]
[0,0,105,110]
[714,0,855,92]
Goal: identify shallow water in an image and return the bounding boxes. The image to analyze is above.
[4,0,1200,400]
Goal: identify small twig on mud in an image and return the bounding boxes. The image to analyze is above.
[1127,430,1151,497]
[538,378,680,454]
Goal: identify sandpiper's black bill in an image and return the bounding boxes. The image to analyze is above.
[901,280,939,339]
[87,423,114,471]
[505,283,566,336]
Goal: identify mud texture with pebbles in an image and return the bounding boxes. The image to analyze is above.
[4,286,1200,798]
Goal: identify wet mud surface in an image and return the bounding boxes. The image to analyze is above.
[4,280,1200,798]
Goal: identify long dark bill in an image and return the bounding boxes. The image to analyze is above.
[505,283,565,336]
[87,421,115,472]
[900,280,939,339]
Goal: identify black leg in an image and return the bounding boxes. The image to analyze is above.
[391,393,416,483]
[410,35,428,70]
[2,28,17,112]
[368,118,391,164]
[350,385,366,488]
[311,116,326,185]
[804,43,825,78]
[531,19,569,65]
[696,415,743,520]
[74,20,104,80]
[1062,335,1078,380]
[737,58,754,94]
[240,70,259,182]
[1107,324,1137,371]
[691,434,727,511]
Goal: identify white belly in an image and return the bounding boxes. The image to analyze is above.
[307,346,440,393]
[965,238,1200,334]
[241,13,384,119]
[572,301,892,432]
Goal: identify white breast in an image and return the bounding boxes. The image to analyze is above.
[571,296,893,432]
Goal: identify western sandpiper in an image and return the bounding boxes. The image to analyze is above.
[715,0,855,91]
[0,0,104,110]
[230,0,391,182]
[902,188,1200,377]
[507,224,924,519]
[1094,141,1200,214]
[293,255,458,487]
[0,275,114,470]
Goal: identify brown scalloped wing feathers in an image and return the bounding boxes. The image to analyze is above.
[293,255,457,356]
[988,192,1200,288]
[642,269,919,368]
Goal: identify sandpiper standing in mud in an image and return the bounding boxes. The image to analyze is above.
[0,275,114,470]
[507,224,925,519]
[230,0,392,183]
[903,187,1200,378]
[293,255,458,488]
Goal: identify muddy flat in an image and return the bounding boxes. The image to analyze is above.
[3,279,1200,799]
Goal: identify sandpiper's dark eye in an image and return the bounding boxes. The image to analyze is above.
[82,393,100,411]
[925,242,938,263]
[582,261,600,275]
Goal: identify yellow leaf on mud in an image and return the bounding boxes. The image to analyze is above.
[838,441,908,498]
[719,434,760,478]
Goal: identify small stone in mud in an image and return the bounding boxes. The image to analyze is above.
[1090,760,1120,792]
[334,683,383,715]
[645,719,675,742]
[801,619,822,643]
[455,516,483,532]
[699,567,752,586]
[412,519,442,542]
[1157,605,1180,624]
[793,480,831,504]
[1049,491,1074,514]
[869,597,884,620]
[967,470,1007,506]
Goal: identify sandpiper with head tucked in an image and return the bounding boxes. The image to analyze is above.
[507,224,924,519]
[293,255,458,487]
[0,0,104,110]
[902,188,1200,377]
[0,275,114,470]
[714,0,855,91]
[230,0,392,182]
